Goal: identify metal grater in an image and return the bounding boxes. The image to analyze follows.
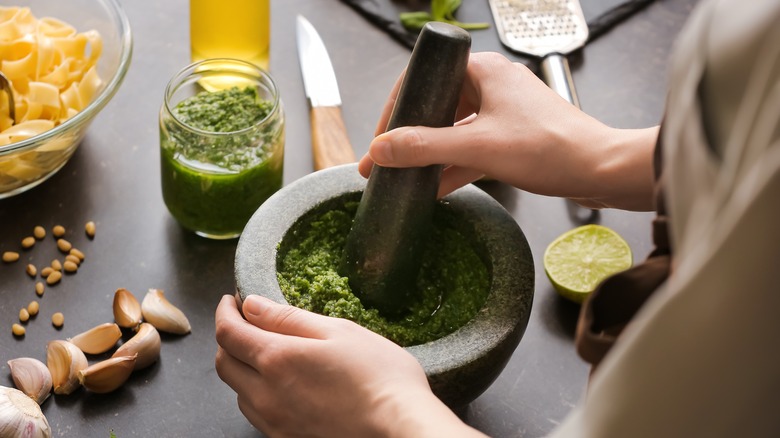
[488,0,588,107]
[489,0,588,58]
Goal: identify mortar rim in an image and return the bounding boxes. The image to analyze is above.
[235,163,534,407]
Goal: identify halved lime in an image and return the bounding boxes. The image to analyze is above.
[543,224,633,304]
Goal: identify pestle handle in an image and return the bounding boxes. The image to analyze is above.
[340,22,471,317]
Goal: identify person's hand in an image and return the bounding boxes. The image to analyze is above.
[359,52,658,211]
[215,294,483,438]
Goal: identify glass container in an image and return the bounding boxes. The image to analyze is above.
[159,58,284,239]
[190,0,270,70]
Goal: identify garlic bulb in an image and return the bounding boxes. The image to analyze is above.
[141,289,191,334]
[0,386,51,438]
[7,358,52,405]
[112,322,161,370]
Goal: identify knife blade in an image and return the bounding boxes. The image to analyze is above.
[296,15,356,171]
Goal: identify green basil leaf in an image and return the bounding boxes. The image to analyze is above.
[400,11,435,31]
[402,0,490,32]
[432,0,462,21]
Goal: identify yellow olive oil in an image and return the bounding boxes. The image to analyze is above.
[190,0,270,70]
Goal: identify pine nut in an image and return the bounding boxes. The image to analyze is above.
[2,251,19,263]
[56,239,72,253]
[12,323,25,336]
[46,271,62,285]
[21,236,35,249]
[85,221,96,238]
[52,312,64,328]
[33,225,46,240]
[52,225,65,237]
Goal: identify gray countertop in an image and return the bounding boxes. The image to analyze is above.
[0,0,696,436]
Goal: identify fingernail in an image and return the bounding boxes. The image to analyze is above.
[370,137,393,164]
[243,295,264,316]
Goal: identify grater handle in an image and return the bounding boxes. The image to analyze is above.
[540,54,581,108]
[541,54,599,223]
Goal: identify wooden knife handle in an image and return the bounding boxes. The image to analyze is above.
[310,105,356,171]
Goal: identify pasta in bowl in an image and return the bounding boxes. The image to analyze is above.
[0,0,131,198]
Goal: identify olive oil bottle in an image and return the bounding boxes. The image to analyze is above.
[190,0,270,70]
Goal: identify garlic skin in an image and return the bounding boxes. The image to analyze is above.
[113,288,142,329]
[68,323,122,355]
[78,355,137,394]
[112,322,161,370]
[141,289,191,335]
[7,358,52,405]
[46,340,88,395]
[0,386,51,438]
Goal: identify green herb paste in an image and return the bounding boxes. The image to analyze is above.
[161,86,284,237]
[277,201,490,347]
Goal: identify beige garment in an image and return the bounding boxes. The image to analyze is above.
[551,0,780,436]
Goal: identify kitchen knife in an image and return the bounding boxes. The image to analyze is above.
[296,15,356,170]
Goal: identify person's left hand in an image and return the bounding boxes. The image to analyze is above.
[215,294,476,438]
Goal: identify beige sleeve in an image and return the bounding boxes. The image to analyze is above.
[548,0,780,433]
[550,149,780,437]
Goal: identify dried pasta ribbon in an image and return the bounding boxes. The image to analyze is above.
[0,6,103,145]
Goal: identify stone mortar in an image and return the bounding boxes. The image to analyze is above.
[235,164,534,408]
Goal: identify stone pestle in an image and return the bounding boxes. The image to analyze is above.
[339,22,472,317]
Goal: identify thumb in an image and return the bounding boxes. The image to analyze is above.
[368,124,482,169]
[242,295,333,339]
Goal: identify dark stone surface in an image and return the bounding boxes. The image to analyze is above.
[0,0,697,436]
[235,164,535,409]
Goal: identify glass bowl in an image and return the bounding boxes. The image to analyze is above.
[0,0,132,199]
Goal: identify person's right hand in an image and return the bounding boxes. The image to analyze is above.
[358,52,658,211]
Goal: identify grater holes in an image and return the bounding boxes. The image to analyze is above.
[496,0,585,40]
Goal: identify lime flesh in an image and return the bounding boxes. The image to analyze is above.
[543,224,633,304]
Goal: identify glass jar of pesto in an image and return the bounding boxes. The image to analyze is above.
[160,59,284,239]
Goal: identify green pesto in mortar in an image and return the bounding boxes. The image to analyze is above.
[277,200,490,347]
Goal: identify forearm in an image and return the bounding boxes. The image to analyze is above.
[576,125,659,211]
[512,114,658,211]
[361,52,660,211]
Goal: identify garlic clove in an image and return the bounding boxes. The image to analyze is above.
[0,386,51,438]
[68,323,122,355]
[7,358,52,405]
[112,322,161,370]
[141,289,191,335]
[77,355,137,394]
[46,340,88,395]
[113,288,142,329]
